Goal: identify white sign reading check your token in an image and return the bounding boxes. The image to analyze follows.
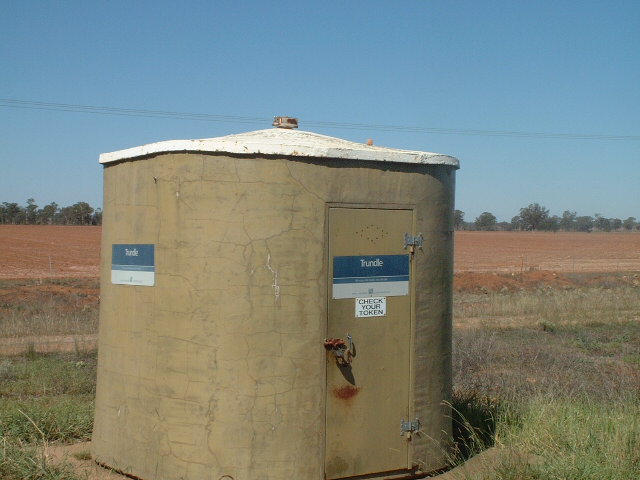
[355,297,386,318]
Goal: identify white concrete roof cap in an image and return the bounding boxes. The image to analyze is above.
[99,128,460,168]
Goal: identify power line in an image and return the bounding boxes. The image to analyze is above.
[1,98,638,141]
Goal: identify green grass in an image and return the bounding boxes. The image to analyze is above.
[71,450,91,461]
[0,396,94,443]
[450,390,502,460]
[0,352,96,479]
[452,282,640,479]
[0,353,95,442]
[0,438,81,480]
[0,279,98,478]
[0,354,96,398]
[489,397,640,480]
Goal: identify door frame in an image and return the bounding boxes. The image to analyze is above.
[323,202,419,478]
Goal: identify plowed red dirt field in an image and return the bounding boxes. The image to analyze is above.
[455,231,640,273]
[1,226,639,278]
[0,225,100,278]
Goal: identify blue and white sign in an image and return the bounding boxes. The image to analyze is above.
[333,254,410,299]
[111,244,155,286]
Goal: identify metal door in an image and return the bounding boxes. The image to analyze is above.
[325,207,413,479]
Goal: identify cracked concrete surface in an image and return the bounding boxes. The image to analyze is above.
[93,152,456,479]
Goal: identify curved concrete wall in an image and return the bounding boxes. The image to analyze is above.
[93,152,456,479]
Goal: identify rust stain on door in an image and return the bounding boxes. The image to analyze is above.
[333,385,361,401]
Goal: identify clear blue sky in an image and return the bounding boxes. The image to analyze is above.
[2,1,638,222]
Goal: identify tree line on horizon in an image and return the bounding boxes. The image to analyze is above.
[0,199,102,226]
[2,199,637,232]
[456,203,638,232]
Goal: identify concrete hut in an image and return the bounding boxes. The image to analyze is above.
[92,123,459,480]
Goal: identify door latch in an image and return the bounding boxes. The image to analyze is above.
[403,233,423,253]
[324,334,355,366]
[400,418,421,436]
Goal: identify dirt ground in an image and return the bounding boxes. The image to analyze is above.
[455,230,640,273]
[47,442,521,480]
[0,225,100,278]
[0,277,99,307]
[48,442,124,480]
[2,226,640,278]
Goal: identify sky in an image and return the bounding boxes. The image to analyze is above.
[1,1,639,222]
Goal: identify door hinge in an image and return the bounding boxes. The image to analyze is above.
[403,233,423,252]
[400,418,421,436]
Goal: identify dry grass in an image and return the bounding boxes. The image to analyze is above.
[0,273,638,478]
[453,286,640,401]
[451,281,640,479]
[0,279,99,339]
[455,285,640,329]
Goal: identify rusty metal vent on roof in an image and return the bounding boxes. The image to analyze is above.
[273,116,299,129]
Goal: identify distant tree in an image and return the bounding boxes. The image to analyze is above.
[56,202,94,225]
[92,208,103,225]
[510,215,524,231]
[74,202,94,225]
[25,198,38,224]
[475,212,497,231]
[497,221,512,231]
[543,215,560,232]
[73,202,94,225]
[560,211,577,231]
[610,218,622,231]
[38,202,59,224]
[623,217,637,231]
[575,216,594,232]
[519,203,549,231]
[594,214,612,232]
[0,199,99,225]
[454,210,465,230]
[57,205,72,225]
[1,202,23,224]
